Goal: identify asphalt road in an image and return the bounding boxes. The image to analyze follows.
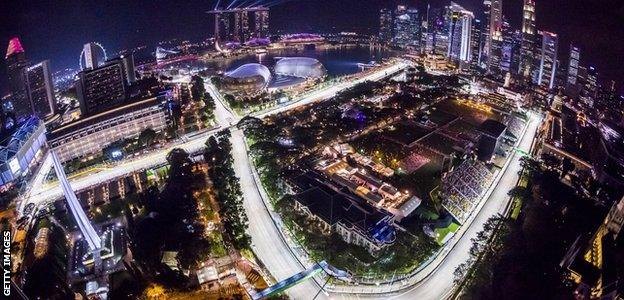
[20,61,541,300]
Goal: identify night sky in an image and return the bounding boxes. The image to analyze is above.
[1,0,623,94]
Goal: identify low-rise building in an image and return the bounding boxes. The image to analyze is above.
[289,172,395,254]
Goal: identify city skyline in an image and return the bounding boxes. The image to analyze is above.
[0,0,623,94]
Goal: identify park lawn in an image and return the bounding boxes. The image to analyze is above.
[434,222,460,245]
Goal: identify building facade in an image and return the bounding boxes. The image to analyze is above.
[519,0,537,79]
[538,31,559,90]
[75,59,127,116]
[49,96,170,162]
[446,3,474,63]
[5,38,31,118]
[379,8,393,43]
[25,60,56,118]
[82,42,102,70]
[393,6,420,49]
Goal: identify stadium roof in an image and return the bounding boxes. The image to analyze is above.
[224,63,271,84]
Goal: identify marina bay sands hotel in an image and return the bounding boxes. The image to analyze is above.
[208,7,269,45]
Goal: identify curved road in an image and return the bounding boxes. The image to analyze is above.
[24,60,540,300]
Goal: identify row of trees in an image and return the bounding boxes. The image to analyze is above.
[191,75,216,123]
[132,148,213,272]
[204,130,251,249]
[452,155,609,299]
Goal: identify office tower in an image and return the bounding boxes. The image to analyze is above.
[471,18,485,69]
[393,6,420,49]
[446,2,473,63]
[567,45,580,87]
[428,7,448,55]
[5,37,30,118]
[120,54,136,84]
[83,42,102,70]
[500,20,521,74]
[581,66,599,105]
[379,8,393,43]
[75,59,127,116]
[488,0,503,43]
[254,8,269,38]
[519,0,537,78]
[538,31,558,90]
[484,0,503,74]
[25,60,56,118]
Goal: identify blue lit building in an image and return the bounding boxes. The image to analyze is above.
[446,2,474,63]
[538,31,559,90]
[0,115,47,190]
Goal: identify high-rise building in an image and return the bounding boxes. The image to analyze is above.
[253,8,269,38]
[393,6,420,49]
[75,59,127,116]
[485,0,503,75]
[471,18,486,69]
[82,42,102,70]
[120,54,136,84]
[500,19,521,74]
[487,0,503,43]
[25,60,56,118]
[519,0,537,78]
[567,45,581,87]
[538,31,559,90]
[446,2,474,63]
[428,7,448,55]
[379,8,393,43]
[580,66,599,107]
[5,37,30,118]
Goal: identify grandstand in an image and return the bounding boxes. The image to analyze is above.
[440,159,494,224]
[399,151,430,174]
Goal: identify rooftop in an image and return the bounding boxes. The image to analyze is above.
[479,119,507,138]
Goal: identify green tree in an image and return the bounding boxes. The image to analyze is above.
[190,75,206,102]
[139,128,157,147]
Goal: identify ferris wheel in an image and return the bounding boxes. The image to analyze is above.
[79,42,108,70]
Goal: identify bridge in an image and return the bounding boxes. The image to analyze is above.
[250,261,349,300]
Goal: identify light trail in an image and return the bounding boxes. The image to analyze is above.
[226,0,239,9]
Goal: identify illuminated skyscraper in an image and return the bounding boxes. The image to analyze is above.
[488,0,503,42]
[519,0,537,78]
[5,37,30,118]
[254,8,269,38]
[485,0,503,75]
[470,18,486,69]
[393,6,420,49]
[538,31,558,90]
[567,45,581,87]
[379,8,393,43]
[446,2,473,63]
[25,60,56,118]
